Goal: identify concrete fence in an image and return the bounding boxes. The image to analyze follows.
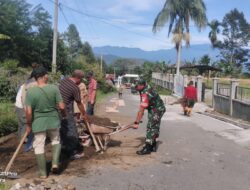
[212,78,250,121]
[152,72,203,102]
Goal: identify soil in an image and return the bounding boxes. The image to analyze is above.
[0,94,155,185]
[88,115,119,127]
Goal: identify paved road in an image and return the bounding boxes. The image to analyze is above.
[73,89,250,190]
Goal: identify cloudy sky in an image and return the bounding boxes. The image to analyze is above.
[27,0,250,51]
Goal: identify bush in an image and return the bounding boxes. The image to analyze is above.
[98,80,116,94]
[0,116,18,137]
[3,59,19,72]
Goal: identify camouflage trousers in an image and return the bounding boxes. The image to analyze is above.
[145,108,165,145]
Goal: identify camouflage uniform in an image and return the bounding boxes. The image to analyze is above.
[140,85,166,145]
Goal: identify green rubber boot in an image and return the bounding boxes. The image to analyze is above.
[52,144,61,173]
[35,154,47,178]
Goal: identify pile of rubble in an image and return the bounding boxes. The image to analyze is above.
[10,178,76,190]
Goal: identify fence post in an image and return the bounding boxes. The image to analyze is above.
[183,75,188,87]
[173,74,177,94]
[229,79,239,116]
[212,78,219,109]
[197,75,203,102]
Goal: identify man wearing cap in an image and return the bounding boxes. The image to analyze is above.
[25,66,66,178]
[132,78,166,155]
[86,71,97,115]
[59,70,88,159]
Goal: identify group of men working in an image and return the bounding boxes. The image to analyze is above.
[15,66,97,178]
[15,65,197,178]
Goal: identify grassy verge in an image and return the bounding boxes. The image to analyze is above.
[96,89,116,103]
[205,78,250,89]
[0,182,13,190]
[154,86,172,96]
[0,101,18,137]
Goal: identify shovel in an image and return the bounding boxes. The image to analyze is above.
[3,131,28,179]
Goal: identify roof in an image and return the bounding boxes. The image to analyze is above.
[123,74,139,78]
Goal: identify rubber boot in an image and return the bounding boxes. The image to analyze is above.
[35,154,47,178]
[151,140,157,152]
[52,144,61,174]
[136,143,152,155]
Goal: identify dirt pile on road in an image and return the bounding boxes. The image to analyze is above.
[88,115,119,127]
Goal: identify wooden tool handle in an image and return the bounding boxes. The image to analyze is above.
[86,122,101,152]
[5,131,28,172]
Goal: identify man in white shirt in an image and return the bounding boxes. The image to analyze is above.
[15,74,36,152]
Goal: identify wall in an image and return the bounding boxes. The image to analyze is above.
[213,95,230,115]
[232,100,250,121]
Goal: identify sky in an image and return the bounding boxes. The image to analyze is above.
[27,0,250,51]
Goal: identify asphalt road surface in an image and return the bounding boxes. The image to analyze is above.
[73,89,250,190]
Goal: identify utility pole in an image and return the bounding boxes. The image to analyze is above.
[52,0,59,73]
[100,55,103,73]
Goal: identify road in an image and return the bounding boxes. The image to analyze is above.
[72,89,250,190]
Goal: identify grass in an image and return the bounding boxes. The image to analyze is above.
[154,86,172,96]
[0,181,13,190]
[205,78,250,89]
[96,89,115,103]
[0,101,18,137]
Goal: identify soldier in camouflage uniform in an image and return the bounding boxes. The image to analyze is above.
[133,78,166,155]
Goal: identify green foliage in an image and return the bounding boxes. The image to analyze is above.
[0,116,18,137]
[82,42,95,64]
[199,55,210,66]
[63,24,82,59]
[98,80,116,94]
[0,33,10,40]
[150,83,172,96]
[3,59,19,71]
[0,79,17,101]
[214,9,250,76]
[153,0,207,74]
[0,101,17,137]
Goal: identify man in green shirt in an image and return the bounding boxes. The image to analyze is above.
[25,66,66,178]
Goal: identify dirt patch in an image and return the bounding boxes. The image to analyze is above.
[0,136,37,178]
[88,115,119,127]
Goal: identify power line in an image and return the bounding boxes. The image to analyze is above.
[59,3,70,26]
[46,0,168,44]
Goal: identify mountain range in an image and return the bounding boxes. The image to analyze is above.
[93,44,220,65]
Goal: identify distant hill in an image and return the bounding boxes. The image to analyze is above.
[93,44,219,64]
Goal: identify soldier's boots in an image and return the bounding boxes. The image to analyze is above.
[151,140,157,152]
[136,143,152,155]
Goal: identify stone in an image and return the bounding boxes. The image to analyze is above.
[66,184,76,190]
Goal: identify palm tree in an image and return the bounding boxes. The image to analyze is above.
[208,20,220,48]
[152,0,207,75]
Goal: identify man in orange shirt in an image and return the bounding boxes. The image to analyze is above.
[183,81,197,116]
[87,71,97,115]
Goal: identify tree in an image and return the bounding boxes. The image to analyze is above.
[82,42,95,64]
[0,0,33,66]
[152,0,207,75]
[0,34,10,40]
[63,24,82,59]
[208,19,221,48]
[30,5,53,69]
[218,9,250,76]
[199,54,210,66]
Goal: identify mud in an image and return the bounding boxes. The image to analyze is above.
[0,94,154,182]
[88,115,119,127]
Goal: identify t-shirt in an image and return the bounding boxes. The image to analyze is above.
[25,85,62,133]
[59,78,81,110]
[15,84,24,108]
[184,86,197,100]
